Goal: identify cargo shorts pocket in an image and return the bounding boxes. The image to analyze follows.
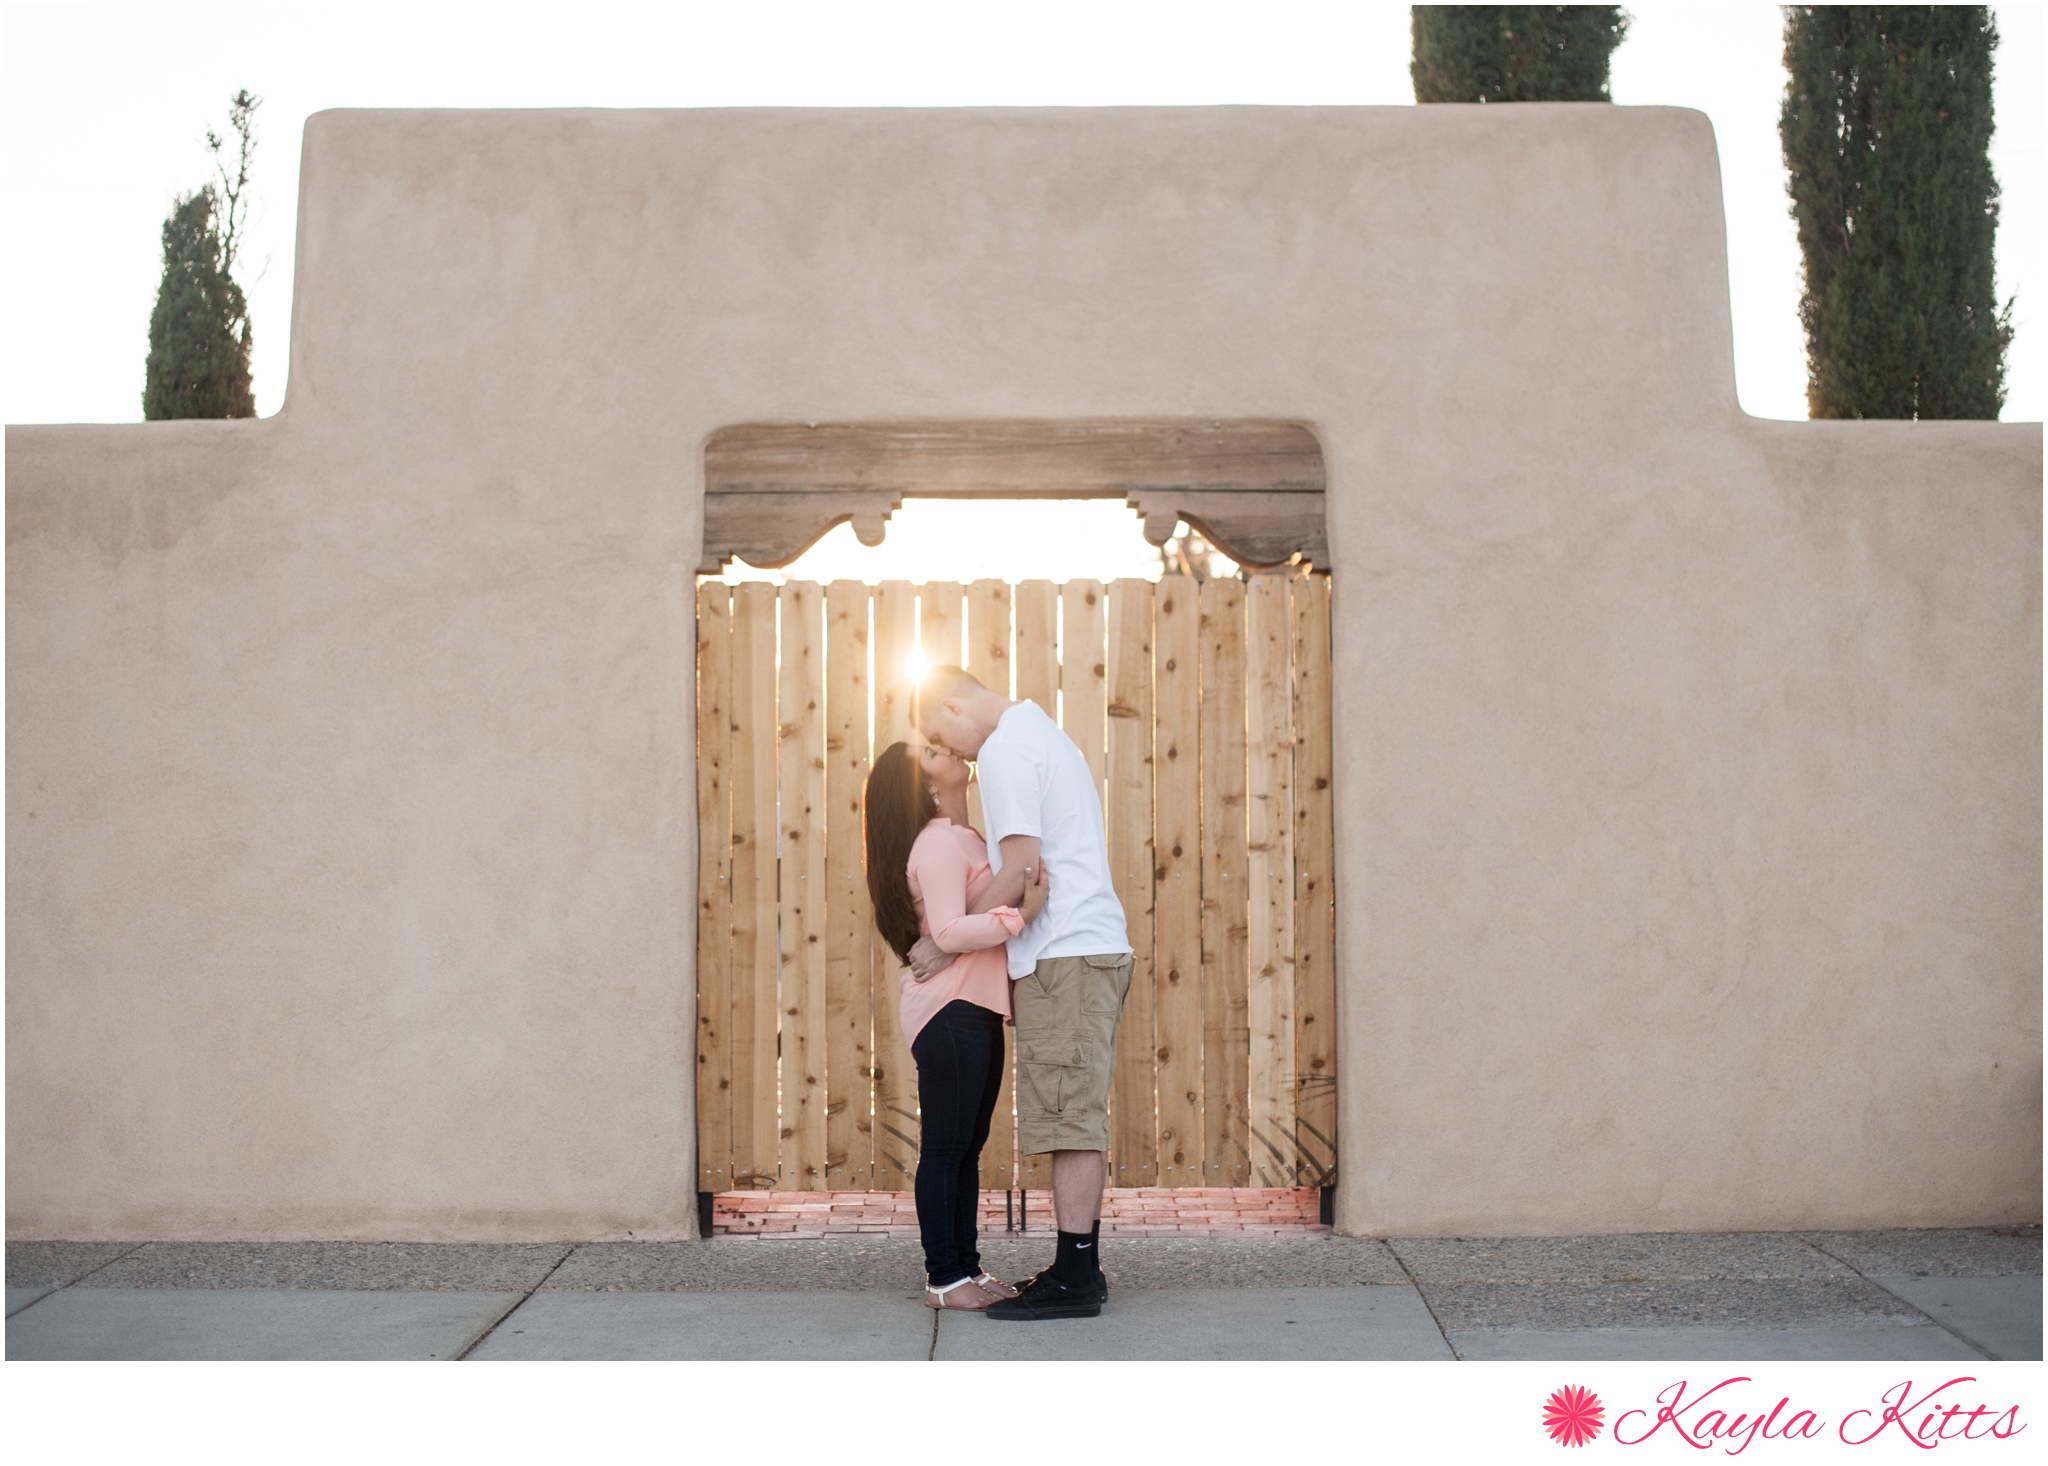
[1017,1030,1089,1116]
[1081,953,1133,1016]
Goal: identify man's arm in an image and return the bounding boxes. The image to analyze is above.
[968,835,1041,914]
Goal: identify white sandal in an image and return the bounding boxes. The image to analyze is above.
[925,1276,993,1311]
[974,1272,1019,1300]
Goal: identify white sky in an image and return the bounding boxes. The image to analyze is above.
[4,1,2040,582]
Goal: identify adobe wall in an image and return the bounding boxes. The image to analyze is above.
[8,106,2038,1239]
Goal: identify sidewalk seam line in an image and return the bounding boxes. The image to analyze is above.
[1384,1239,1461,1361]
[5,1240,152,1319]
[454,1245,578,1361]
[1802,1239,1997,1362]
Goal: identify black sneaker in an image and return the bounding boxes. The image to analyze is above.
[986,1269,1103,1320]
[1009,1266,1109,1306]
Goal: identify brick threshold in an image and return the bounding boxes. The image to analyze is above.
[711,1185,1329,1239]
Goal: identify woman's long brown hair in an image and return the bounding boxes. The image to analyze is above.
[863,741,938,965]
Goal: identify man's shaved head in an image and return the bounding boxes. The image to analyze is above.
[914,664,1010,759]
[913,665,985,726]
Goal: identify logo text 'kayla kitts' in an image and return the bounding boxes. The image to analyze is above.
[1607,1376,2025,1451]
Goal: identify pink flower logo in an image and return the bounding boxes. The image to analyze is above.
[1543,1385,1605,1447]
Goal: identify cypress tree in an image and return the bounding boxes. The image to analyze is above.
[1781,7,2011,419]
[143,91,259,421]
[142,188,254,420]
[1411,6,1630,103]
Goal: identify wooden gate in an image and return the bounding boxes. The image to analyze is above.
[695,573,1335,1193]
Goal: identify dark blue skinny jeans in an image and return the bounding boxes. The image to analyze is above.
[910,999,1006,1287]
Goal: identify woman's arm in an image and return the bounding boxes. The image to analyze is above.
[968,834,1041,914]
[912,833,1023,955]
[908,850,1048,982]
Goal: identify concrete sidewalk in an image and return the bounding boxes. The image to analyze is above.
[7,1228,2038,1361]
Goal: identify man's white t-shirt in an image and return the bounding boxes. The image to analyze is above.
[976,700,1131,978]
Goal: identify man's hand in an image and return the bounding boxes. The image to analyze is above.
[907,934,955,983]
[971,834,1042,915]
[1019,862,1050,924]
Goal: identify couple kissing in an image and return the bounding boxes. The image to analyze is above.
[861,664,1132,1320]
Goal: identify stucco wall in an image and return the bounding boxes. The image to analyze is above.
[8,106,2038,1239]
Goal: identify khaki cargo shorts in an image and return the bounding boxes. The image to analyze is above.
[1013,952,1132,1156]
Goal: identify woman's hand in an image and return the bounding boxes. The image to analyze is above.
[1018,862,1050,924]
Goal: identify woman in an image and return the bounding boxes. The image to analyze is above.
[863,739,1048,1310]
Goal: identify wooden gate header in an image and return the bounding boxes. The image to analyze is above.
[698,420,1329,574]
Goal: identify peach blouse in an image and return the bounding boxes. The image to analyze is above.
[901,818,1020,1047]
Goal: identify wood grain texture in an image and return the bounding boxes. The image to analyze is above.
[1291,573,1337,1187]
[965,578,1016,1190]
[697,489,902,574]
[1013,581,1059,719]
[872,582,918,755]
[1199,578,1251,1185]
[778,583,828,1188]
[705,420,1325,497]
[729,582,782,1188]
[918,581,964,677]
[1151,577,1204,1184]
[1104,579,1156,1184]
[1123,490,1329,569]
[868,583,920,1186]
[1061,580,1109,793]
[695,583,734,1192]
[1244,574,1297,1186]
[824,581,873,1188]
[967,579,1013,693]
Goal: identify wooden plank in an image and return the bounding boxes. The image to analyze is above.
[778,583,828,1189]
[695,582,735,1195]
[919,581,964,675]
[1012,581,1060,717]
[1061,581,1109,793]
[965,578,1016,1192]
[869,582,920,1187]
[1244,573,1297,1186]
[1292,574,1337,1187]
[1151,577,1204,1185]
[824,581,873,1188]
[1031,578,1106,1190]
[729,582,782,1188]
[705,420,1327,498]
[1199,578,1251,1186]
[966,580,1013,695]
[873,581,918,754]
[1104,579,1156,1186]
[963,579,1010,836]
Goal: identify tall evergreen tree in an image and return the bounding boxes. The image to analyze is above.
[1411,6,1630,103]
[1781,8,2010,419]
[142,189,253,419]
[143,91,259,420]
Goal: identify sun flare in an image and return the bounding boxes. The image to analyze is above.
[905,649,930,684]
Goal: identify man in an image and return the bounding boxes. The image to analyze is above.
[912,664,1131,1320]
